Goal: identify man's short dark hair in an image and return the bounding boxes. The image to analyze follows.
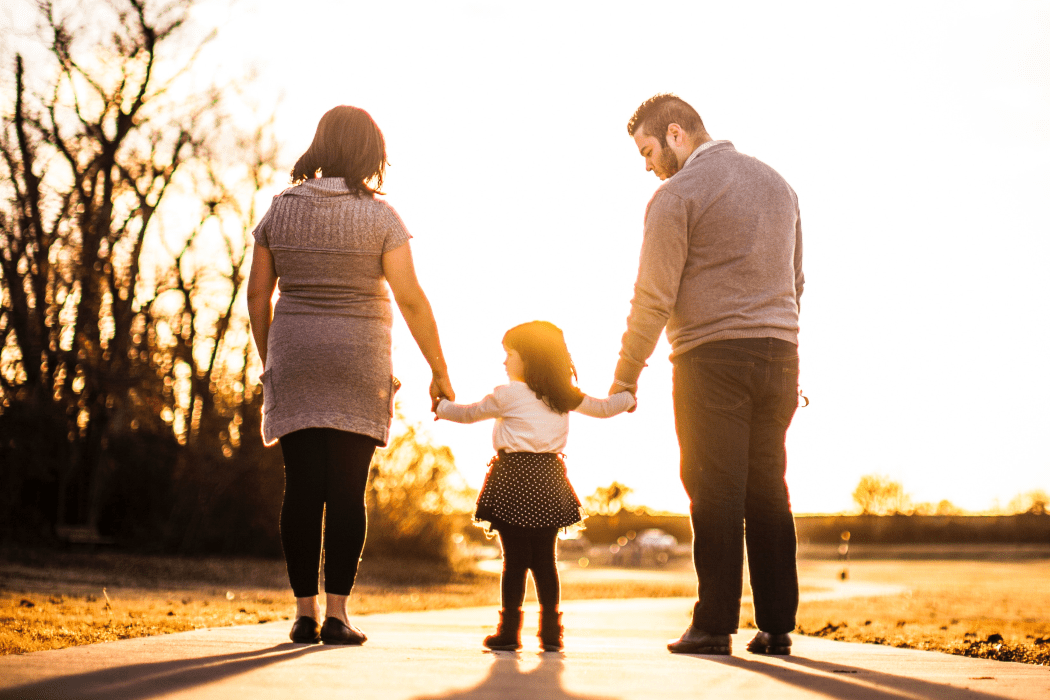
[627,94,705,145]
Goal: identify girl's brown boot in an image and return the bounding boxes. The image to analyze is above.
[538,606,563,651]
[483,608,522,651]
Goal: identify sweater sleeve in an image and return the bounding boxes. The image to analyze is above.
[794,205,805,312]
[574,392,637,418]
[435,392,503,423]
[613,190,691,388]
[252,197,278,248]
[379,201,412,253]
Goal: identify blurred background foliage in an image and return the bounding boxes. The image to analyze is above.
[365,414,476,563]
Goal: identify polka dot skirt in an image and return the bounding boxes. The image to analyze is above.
[474,451,583,529]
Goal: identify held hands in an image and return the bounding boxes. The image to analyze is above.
[430,374,455,419]
[609,382,638,413]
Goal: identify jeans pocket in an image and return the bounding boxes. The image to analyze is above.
[774,361,800,427]
[692,357,753,411]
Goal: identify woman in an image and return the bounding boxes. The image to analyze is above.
[246,105,454,645]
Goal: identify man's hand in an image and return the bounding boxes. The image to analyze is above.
[609,382,638,413]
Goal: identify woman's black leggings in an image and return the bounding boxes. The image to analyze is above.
[497,526,560,609]
[278,428,377,598]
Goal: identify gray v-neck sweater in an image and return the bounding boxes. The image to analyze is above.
[614,141,804,388]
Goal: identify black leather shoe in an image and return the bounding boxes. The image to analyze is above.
[667,626,731,654]
[320,617,367,645]
[746,631,792,655]
[289,616,321,644]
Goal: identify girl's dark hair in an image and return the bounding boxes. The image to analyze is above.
[291,105,387,196]
[503,321,585,414]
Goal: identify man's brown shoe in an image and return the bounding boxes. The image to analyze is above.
[667,626,731,654]
[746,631,791,655]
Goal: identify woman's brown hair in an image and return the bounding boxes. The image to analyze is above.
[291,106,387,196]
[503,321,585,414]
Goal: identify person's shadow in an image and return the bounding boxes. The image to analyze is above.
[412,652,616,700]
[0,642,330,700]
[692,652,1027,700]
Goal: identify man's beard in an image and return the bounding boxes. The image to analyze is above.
[658,144,679,178]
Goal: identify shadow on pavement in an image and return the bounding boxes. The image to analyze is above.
[0,642,330,700]
[411,652,616,700]
[693,652,1022,700]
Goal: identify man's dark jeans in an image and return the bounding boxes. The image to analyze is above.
[673,337,800,635]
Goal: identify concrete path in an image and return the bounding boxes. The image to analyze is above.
[0,598,1046,700]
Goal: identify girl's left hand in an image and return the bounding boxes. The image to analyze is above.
[609,383,638,413]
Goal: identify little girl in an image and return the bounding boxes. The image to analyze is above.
[434,320,635,652]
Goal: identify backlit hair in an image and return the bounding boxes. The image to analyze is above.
[503,321,585,414]
[291,106,387,196]
[627,93,705,146]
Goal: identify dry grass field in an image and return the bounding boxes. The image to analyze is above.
[0,549,500,656]
[2,545,1048,665]
[788,555,1050,665]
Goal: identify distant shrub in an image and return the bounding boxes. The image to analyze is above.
[1007,490,1049,516]
[852,474,911,515]
[584,482,634,516]
[364,413,476,565]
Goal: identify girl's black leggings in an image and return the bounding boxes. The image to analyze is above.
[278,428,377,598]
[497,526,560,609]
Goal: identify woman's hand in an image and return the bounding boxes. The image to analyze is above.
[430,375,454,420]
[430,374,455,404]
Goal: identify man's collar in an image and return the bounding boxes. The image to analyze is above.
[682,139,729,170]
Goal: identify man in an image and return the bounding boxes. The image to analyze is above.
[610,94,804,656]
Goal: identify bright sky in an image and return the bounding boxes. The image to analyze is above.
[6,0,1049,514]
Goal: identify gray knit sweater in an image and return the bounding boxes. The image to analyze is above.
[614,141,804,388]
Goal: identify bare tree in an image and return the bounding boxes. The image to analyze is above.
[0,0,279,541]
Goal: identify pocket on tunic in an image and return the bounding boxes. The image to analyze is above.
[262,367,278,414]
[386,375,401,420]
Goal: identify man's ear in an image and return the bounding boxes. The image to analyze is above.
[665,123,685,147]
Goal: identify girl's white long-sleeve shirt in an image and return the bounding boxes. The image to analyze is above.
[435,381,636,453]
